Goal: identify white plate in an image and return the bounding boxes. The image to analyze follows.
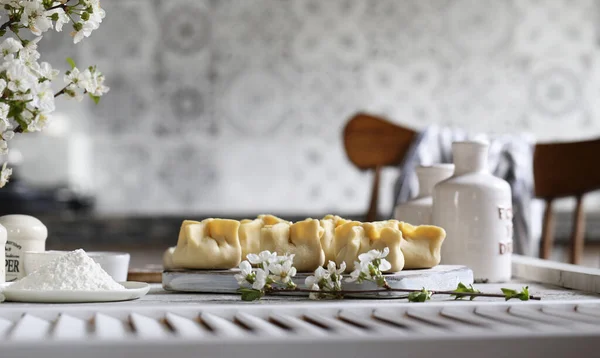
[1,281,150,303]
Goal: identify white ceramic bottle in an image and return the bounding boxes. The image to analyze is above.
[0,224,6,283]
[0,215,48,281]
[432,141,513,282]
[394,164,454,225]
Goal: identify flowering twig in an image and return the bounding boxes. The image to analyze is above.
[235,249,540,302]
[0,0,109,188]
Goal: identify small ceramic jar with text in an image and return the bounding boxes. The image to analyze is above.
[0,215,48,281]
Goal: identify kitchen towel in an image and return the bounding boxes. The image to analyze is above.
[391,125,540,257]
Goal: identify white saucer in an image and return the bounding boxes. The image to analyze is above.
[1,281,150,303]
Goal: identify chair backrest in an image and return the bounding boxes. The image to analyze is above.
[343,113,417,221]
[534,138,600,199]
[533,138,600,264]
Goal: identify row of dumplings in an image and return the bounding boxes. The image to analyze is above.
[163,215,446,273]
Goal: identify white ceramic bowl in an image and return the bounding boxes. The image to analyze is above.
[24,250,130,282]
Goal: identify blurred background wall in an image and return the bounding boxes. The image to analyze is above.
[8,0,600,215]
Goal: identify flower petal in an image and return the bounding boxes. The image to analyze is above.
[247,253,261,264]
[379,259,392,272]
[305,275,317,287]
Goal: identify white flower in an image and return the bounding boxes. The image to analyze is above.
[7,63,36,93]
[0,38,22,57]
[0,103,9,122]
[358,247,392,272]
[346,261,371,283]
[0,140,7,155]
[327,261,346,276]
[26,111,49,132]
[268,260,297,284]
[247,250,277,268]
[308,283,320,300]
[65,67,83,85]
[234,261,253,285]
[0,79,6,94]
[2,131,14,141]
[305,266,330,288]
[0,162,11,188]
[72,21,96,44]
[48,8,69,32]
[358,247,390,263]
[0,120,9,134]
[64,83,84,101]
[31,81,56,112]
[21,1,53,35]
[252,268,267,290]
[37,62,59,80]
[85,71,109,96]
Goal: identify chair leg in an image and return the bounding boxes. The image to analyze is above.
[569,195,586,265]
[540,199,555,260]
[366,166,381,222]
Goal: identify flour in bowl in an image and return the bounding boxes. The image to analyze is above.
[10,249,125,291]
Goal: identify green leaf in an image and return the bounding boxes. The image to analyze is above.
[66,57,76,69]
[501,287,530,301]
[237,288,263,301]
[408,288,432,303]
[517,286,530,301]
[451,282,481,300]
[88,93,100,104]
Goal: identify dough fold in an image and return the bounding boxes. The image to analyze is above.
[334,220,405,273]
[398,222,446,269]
[261,219,325,272]
[320,215,348,263]
[172,219,242,269]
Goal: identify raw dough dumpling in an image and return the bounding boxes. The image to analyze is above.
[240,215,289,261]
[239,219,264,262]
[398,222,446,269]
[162,246,177,270]
[333,221,369,271]
[172,219,242,269]
[260,219,325,272]
[361,221,405,272]
[320,215,348,262]
[334,221,405,272]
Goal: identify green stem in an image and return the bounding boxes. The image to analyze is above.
[269,287,541,300]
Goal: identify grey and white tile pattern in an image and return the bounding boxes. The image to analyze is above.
[18,0,600,214]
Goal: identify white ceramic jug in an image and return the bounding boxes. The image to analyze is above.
[432,141,513,282]
[394,164,454,225]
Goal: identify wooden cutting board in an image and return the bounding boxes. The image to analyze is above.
[162,265,473,297]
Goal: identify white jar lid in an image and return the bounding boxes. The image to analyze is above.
[0,215,47,242]
[0,224,6,245]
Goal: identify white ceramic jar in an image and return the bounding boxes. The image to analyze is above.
[0,224,6,282]
[0,215,48,281]
[394,164,454,225]
[432,141,513,283]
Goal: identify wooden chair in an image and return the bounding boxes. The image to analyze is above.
[343,113,417,222]
[535,138,600,264]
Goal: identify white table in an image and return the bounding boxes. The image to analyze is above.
[0,256,599,358]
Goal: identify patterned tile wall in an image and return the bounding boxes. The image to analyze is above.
[12,0,600,214]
